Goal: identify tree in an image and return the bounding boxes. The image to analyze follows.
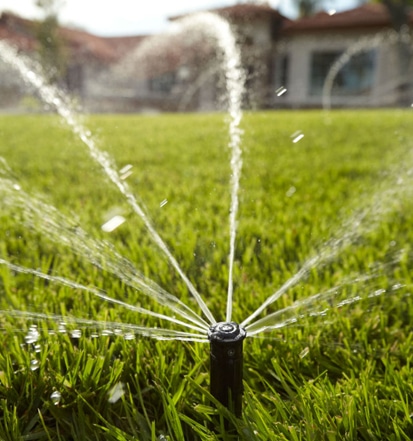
[36,0,64,16]
[378,0,413,104]
[286,0,327,17]
[380,0,411,30]
[35,0,66,84]
[298,0,320,17]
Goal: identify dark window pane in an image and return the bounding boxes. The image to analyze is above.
[310,50,375,96]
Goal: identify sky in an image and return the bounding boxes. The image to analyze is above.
[0,0,361,36]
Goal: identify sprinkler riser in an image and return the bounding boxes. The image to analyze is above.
[208,322,246,417]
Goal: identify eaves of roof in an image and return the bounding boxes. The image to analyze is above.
[282,3,412,34]
[170,3,290,23]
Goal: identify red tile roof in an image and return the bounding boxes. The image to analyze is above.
[283,3,413,33]
[59,27,119,63]
[0,12,147,64]
[209,4,289,21]
[2,4,409,66]
[170,3,291,24]
[103,35,148,59]
[0,12,37,51]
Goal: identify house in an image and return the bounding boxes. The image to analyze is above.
[169,4,289,110]
[0,12,146,112]
[0,3,412,112]
[138,2,413,110]
[276,4,413,108]
[102,4,288,111]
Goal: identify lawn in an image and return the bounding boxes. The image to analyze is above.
[1,110,413,440]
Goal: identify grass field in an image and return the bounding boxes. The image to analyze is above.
[1,110,413,440]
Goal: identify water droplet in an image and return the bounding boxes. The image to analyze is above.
[367,289,386,298]
[101,215,126,233]
[275,86,287,97]
[25,325,40,344]
[30,360,40,371]
[299,347,310,359]
[337,296,361,308]
[328,9,336,15]
[50,391,62,405]
[375,289,386,296]
[291,131,304,143]
[71,329,82,339]
[12,184,21,191]
[286,186,296,197]
[160,199,168,208]
[120,164,133,174]
[108,382,125,403]
[120,164,133,180]
[102,329,113,336]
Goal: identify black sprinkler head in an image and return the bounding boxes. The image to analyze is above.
[208,322,246,417]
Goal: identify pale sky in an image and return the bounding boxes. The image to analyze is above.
[0,0,360,36]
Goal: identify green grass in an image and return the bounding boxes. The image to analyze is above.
[1,109,413,439]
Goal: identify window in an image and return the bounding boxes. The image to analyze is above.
[274,54,289,95]
[148,72,176,93]
[279,54,289,90]
[310,49,375,96]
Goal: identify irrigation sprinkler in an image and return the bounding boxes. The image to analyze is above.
[208,322,246,417]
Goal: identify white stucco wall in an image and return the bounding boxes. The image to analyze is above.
[275,28,404,108]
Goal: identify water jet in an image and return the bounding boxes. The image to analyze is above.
[1,9,413,439]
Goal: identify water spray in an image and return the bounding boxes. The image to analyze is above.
[208,322,246,417]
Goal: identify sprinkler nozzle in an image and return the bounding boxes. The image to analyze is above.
[208,322,246,417]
